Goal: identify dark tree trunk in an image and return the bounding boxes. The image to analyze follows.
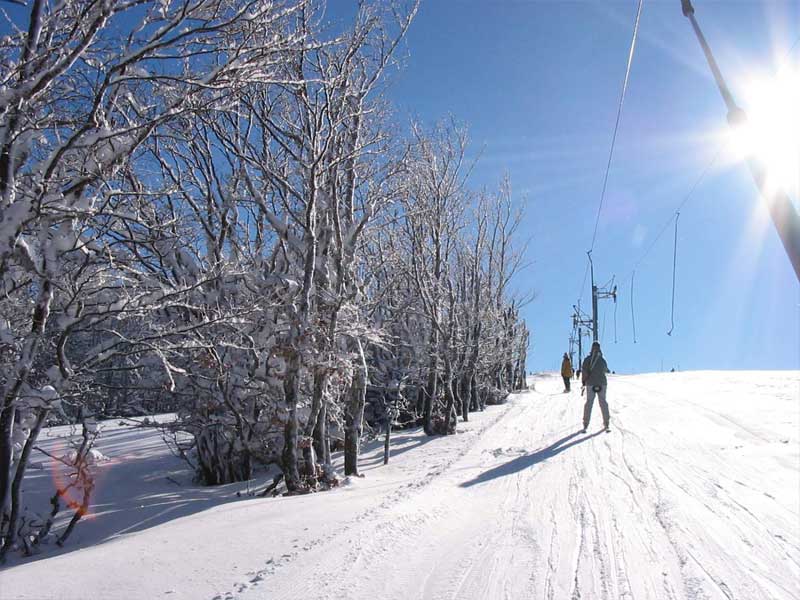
[442,357,457,434]
[0,405,15,524]
[461,375,470,421]
[422,363,438,436]
[383,417,391,465]
[281,351,302,492]
[469,373,478,412]
[313,400,330,466]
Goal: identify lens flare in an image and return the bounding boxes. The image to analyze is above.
[731,66,800,199]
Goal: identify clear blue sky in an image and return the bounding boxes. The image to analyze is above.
[334,0,800,374]
[4,0,796,374]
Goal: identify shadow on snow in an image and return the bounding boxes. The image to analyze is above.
[459,429,605,488]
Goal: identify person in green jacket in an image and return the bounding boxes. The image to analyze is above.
[560,353,573,392]
[581,341,610,432]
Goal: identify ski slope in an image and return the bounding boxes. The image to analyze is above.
[2,371,798,600]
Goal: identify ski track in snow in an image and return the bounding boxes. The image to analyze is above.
[222,372,799,600]
[2,372,798,600]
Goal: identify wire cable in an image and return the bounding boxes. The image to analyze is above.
[631,144,724,275]
[631,33,799,281]
[576,257,591,308]
[589,0,645,252]
[667,211,680,336]
[575,0,644,316]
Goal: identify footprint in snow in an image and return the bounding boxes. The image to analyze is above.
[487,447,526,458]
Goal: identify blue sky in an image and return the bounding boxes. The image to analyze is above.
[338,0,799,374]
[3,0,796,374]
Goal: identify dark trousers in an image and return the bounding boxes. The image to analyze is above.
[562,376,571,392]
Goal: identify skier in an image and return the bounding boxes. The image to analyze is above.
[580,341,610,432]
[560,353,573,392]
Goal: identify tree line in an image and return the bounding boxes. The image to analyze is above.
[0,0,529,558]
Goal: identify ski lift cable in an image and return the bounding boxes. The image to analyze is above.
[576,256,591,308]
[575,4,795,338]
[620,139,725,344]
[629,144,723,276]
[588,0,645,254]
[627,32,798,280]
[581,28,797,344]
[576,0,642,321]
[667,211,680,336]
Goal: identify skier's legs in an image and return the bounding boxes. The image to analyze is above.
[583,387,596,428]
[566,377,571,392]
[598,387,610,427]
[562,376,571,392]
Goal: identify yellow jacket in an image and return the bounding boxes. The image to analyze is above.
[561,356,573,377]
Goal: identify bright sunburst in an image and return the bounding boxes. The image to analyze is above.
[732,65,800,198]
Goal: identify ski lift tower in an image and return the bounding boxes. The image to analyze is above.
[588,253,618,342]
[572,306,593,370]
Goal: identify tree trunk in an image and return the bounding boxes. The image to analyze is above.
[459,374,470,421]
[442,358,457,434]
[383,417,391,465]
[422,363,438,436]
[0,406,15,525]
[422,326,439,435]
[313,399,330,467]
[281,350,302,492]
[344,339,368,476]
[0,408,47,559]
[302,369,327,482]
[0,280,52,520]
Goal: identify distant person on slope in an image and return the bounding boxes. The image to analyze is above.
[560,353,573,392]
[581,341,610,433]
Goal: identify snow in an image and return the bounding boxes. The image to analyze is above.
[1,371,798,600]
[61,447,108,466]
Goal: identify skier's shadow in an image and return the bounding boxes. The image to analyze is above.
[459,430,605,488]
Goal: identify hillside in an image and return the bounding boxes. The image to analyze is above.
[2,371,798,600]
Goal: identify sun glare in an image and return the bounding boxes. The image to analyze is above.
[731,66,800,199]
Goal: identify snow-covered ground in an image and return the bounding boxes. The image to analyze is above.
[2,371,798,600]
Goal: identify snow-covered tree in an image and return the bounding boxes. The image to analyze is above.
[0,0,303,555]
[0,0,529,559]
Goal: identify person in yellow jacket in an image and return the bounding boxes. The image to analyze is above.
[560,353,573,392]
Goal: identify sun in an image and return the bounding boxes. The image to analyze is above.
[731,66,800,199]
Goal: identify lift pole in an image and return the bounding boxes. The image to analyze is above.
[588,253,617,342]
[572,307,593,375]
[681,0,800,282]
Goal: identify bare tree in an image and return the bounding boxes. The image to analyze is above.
[0,0,303,554]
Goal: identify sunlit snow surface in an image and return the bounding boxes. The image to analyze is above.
[1,371,798,600]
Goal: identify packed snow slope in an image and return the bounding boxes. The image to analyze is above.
[2,371,798,600]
